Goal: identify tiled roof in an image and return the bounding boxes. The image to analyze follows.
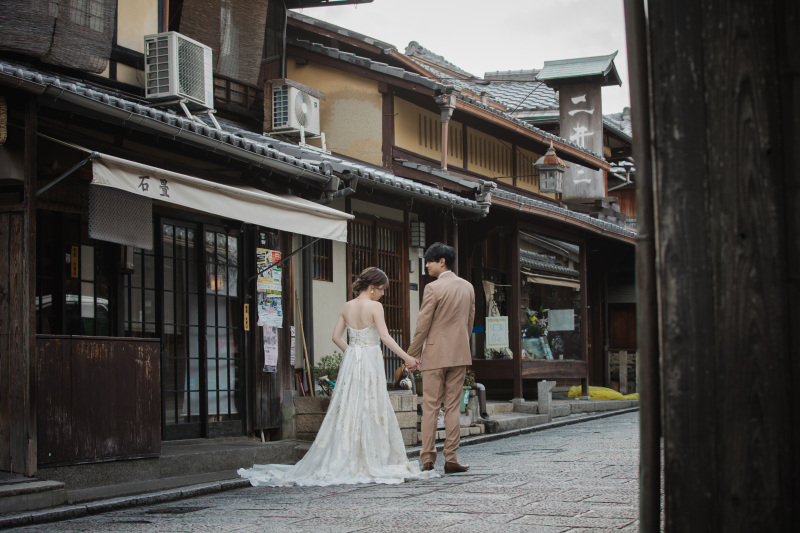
[404,41,475,78]
[482,70,558,112]
[288,11,396,53]
[537,52,622,87]
[492,188,636,238]
[603,109,633,138]
[418,62,559,113]
[288,38,442,91]
[520,250,579,276]
[231,128,487,212]
[0,58,485,216]
[481,80,558,113]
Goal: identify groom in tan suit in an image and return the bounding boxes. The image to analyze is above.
[408,242,475,473]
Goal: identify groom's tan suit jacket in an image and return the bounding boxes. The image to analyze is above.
[408,271,475,369]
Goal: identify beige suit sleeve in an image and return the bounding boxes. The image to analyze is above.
[408,282,437,359]
[468,284,475,335]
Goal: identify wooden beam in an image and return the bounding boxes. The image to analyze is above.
[381,84,394,170]
[510,220,522,399]
[455,99,610,171]
[521,360,588,379]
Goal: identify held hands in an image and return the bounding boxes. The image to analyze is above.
[403,357,421,372]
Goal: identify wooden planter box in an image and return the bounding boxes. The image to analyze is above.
[294,391,418,445]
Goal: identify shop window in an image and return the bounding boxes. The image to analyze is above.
[122,247,157,338]
[312,239,333,281]
[36,210,115,336]
[519,233,582,361]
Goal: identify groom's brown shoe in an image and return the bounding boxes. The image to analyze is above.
[422,462,434,471]
[444,461,469,474]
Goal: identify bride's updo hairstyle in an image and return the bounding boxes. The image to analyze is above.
[352,267,388,296]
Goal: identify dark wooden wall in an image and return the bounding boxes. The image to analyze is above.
[0,209,32,474]
[35,336,161,465]
[646,0,799,530]
[0,94,37,476]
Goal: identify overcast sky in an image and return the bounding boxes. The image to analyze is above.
[297,0,631,114]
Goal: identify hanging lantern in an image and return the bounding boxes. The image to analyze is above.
[534,141,567,194]
[410,221,426,249]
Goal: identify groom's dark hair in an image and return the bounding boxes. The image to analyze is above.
[423,242,455,270]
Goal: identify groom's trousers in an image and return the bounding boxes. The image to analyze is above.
[420,365,467,465]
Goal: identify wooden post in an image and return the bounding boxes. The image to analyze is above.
[579,238,589,399]
[17,95,37,476]
[641,0,800,529]
[510,219,523,400]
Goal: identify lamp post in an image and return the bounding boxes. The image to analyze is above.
[535,141,566,195]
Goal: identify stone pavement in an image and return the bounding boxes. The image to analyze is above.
[3,410,641,532]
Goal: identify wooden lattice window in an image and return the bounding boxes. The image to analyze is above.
[312,239,333,281]
[350,218,406,381]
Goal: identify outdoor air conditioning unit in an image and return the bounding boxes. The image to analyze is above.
[144,32,214,110]
[272,85,321,137]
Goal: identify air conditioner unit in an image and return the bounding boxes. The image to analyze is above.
[272,85,321,137]
[144,32,214,110]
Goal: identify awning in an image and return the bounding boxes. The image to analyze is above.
[91,153,352,242]
[525,274,580,289]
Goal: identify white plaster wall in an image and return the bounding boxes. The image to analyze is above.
[117,0,159,52]
[312,239,348,364]
[306,197,349,365]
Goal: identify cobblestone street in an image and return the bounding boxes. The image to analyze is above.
[7,411,640,533]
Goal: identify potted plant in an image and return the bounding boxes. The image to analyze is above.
[312,350,342,396]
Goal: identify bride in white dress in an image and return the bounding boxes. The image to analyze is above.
[238,267,438,486]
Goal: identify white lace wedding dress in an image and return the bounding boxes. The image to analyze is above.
[238,323,438,486]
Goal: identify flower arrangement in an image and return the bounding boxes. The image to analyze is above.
[522,306,550,338]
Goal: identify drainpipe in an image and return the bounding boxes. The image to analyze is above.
[434,87,457,171]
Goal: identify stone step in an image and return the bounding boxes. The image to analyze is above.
[484,400,514,415]
[483,412,550,434]
[0,480,67,515]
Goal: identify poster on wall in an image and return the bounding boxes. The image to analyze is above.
[290,326,296,367]
[263,325,278,373]
[485,316,509,349]
[548,309,575,331]
[256,247,283,327]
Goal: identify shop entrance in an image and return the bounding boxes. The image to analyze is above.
[158,220,244,440]
[124,219,244,440]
